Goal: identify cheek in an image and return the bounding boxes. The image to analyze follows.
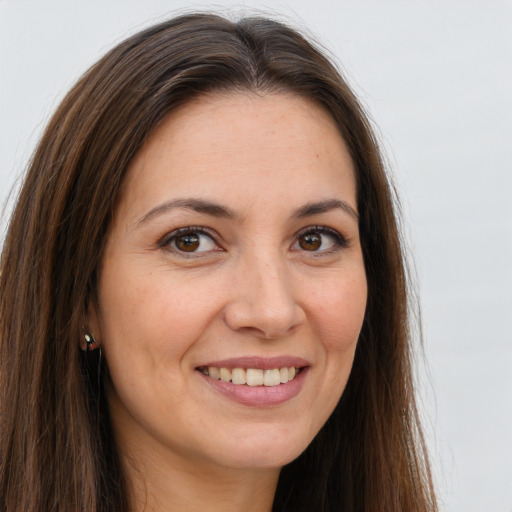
[312,267,367,393]
[97,262,224,364]
[297,267,367,440]
[311,268,368,350]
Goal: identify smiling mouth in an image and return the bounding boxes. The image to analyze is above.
[197,366,303,387]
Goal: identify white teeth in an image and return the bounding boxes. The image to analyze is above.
[246,368,264,386]
[208,367,220,380]
[202,366,301,387]
[264,369,281,386]
[220,367,231,382]
[231,368,246,385]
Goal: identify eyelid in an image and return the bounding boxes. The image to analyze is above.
[292,225,348,252]
[158,224,347,257]
[159,226,223,254]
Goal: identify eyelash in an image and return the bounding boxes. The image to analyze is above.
[159,226,221,256]
[159,225,348,256]
[292,225,348,255]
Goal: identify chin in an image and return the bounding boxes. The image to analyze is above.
[205,427,314,470]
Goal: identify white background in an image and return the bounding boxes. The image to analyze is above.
[1,1,511,510]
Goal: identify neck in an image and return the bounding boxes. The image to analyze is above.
[122,444,280,512]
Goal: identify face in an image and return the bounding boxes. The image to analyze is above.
[91,92,367,473]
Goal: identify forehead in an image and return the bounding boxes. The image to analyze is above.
[119,92,356,220]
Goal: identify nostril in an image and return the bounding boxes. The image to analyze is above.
[223,299,305,339]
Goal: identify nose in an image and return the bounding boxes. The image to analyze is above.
[223,253,305,339]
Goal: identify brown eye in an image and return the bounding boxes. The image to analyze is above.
[293,227,346,254]
[175,233,200,252]
[298,233,322,251]
[166,229,218,254]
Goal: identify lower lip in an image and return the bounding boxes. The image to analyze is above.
[198,368,308,407]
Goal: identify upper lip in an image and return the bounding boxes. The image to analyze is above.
[196,355,310,370]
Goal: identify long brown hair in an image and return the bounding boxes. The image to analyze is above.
[0,13,437,511]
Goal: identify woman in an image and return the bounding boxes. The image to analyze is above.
[0,13,437,512]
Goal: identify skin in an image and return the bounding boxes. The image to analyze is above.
[89,92,368,512]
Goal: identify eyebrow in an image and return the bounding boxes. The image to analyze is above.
[137,198,236,225]
[292,199,358,221]
[136,196,358,226]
